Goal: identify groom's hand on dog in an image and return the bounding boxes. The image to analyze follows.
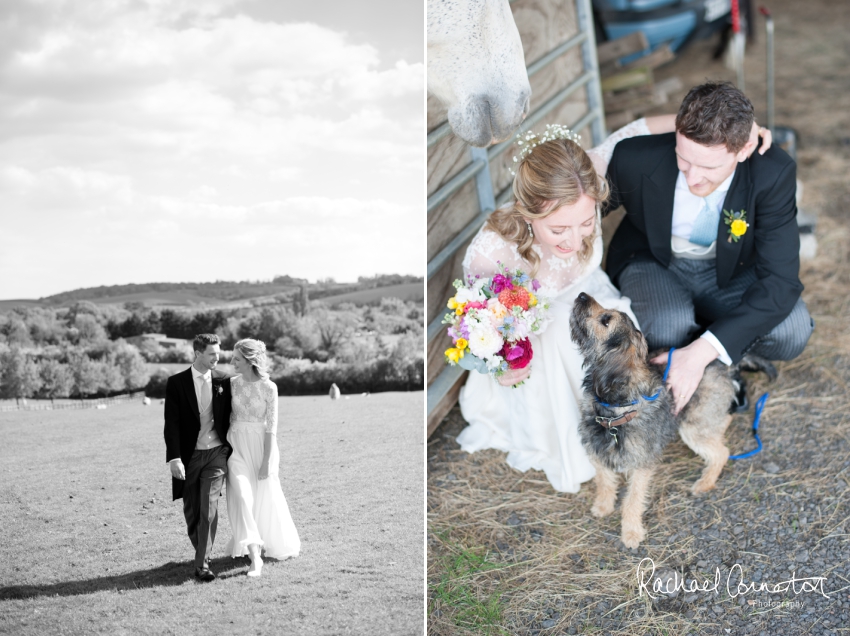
[651,339,719,415]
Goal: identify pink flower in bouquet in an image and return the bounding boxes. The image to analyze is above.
[500,338,533,369]
[491,273,514,294]
[465,301,487,312]
[498,286,531,311]
[486,298,509,325]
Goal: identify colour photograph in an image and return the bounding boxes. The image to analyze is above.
[426,0,849,634]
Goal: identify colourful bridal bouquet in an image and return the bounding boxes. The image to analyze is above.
[443,265,550,383]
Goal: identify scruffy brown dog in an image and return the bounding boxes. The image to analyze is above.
[569,292,737,549]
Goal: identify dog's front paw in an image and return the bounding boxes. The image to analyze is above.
[591,498,615,518]
[621,526,646,549]
[691,477,718,495]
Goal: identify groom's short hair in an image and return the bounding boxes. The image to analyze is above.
[192,333,220,353]
[675,81,754,154]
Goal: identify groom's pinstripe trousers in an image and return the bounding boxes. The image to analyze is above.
[617,257,814,361]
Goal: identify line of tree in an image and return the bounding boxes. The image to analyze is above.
[0,342,150,404]
[107,307,229,341]
[1,299,421,356]
[0,295,424,401]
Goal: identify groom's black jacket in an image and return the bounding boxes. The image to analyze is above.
[603,132,803,364]
[163,367,232,501]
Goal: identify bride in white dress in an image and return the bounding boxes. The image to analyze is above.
[457,118,670,494]
[226,338,300,576]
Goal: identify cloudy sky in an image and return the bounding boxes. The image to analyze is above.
[0,0,424,299]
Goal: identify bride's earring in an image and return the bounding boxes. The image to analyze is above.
[526,222,534,239]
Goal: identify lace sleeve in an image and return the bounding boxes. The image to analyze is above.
[462,226,525,280]
[264,380,278,436]
[586,118,652,176]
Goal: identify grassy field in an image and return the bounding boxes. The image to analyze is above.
[78,291,231,306]
[0,392,424,635]
[315,283,424,306]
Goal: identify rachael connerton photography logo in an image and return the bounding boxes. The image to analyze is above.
[747,598,805,609]
[636,558,830,601]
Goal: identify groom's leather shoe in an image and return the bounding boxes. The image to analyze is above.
[194,567,216,582]
[730,354,776,414]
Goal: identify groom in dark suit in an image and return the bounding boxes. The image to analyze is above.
[604,81,813,413]
[164,333,232,581]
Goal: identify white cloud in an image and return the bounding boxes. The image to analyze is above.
[0,163,134,208]
[0,0,424,299]
[268,167,300,182]
[340,60,425,101]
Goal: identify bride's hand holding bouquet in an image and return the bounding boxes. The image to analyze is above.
[443,265,550,387]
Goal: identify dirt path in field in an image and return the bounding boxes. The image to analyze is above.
[428,1,850,633]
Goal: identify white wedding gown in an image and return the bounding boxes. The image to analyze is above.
[456,119,649,493]
[226,375,300,559]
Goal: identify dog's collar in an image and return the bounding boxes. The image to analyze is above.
[593,347,675,408]
[594,410,639,429]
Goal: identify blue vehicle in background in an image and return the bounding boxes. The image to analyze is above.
[592,0,734,61]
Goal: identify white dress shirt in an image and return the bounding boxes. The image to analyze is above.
[669,169,737,365]
[192,365,222,450]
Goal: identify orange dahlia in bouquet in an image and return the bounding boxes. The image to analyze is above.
[443,264,550,385]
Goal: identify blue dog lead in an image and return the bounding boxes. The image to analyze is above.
[594,349,676,446]
[594,347,675,408]
[729,393,768,460]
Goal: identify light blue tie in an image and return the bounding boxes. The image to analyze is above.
[689,189,726,247]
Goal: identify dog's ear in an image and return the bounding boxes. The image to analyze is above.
[604,330,625,351]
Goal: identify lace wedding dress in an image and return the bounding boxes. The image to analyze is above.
[225,375,300,559]
[455,119,649,493]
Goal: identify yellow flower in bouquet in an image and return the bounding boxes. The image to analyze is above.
[445,347,464,363]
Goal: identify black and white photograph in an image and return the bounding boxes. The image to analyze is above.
[427,0,849,634]
[0,1,425,634]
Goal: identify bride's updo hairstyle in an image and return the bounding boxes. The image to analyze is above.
[487,135,609,277]
[234,338,269,380]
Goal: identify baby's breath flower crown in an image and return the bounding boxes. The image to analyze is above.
[509,124,582,176]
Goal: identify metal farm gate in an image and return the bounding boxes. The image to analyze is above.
[427,0,606,435]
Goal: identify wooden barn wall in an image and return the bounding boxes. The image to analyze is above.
[427,0,594,400]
